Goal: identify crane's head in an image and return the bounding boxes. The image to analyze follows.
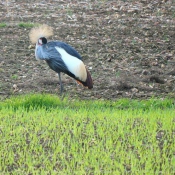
[38,37,47,45]
[29,24,53,44]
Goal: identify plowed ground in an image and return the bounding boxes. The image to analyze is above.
[0,0,175,100]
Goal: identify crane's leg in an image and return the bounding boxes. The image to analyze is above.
[58,72,64,95]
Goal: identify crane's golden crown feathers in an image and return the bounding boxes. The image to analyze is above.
[29,24,53,44]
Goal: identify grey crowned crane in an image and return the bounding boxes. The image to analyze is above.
[29,24,93,95]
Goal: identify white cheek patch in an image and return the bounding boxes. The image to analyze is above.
[55,47,87,82]
[38,39,42,45]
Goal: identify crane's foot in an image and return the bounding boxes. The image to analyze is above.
[60,93,65,101]
[60,85,65,100]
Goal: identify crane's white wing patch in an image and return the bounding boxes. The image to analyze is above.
[55,47,87,82]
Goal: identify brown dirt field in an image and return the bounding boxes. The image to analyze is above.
[0,0,175,100]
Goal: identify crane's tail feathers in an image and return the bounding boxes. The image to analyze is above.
[29,24,53,44]
[76,68,93,89]
[85,68,93,89]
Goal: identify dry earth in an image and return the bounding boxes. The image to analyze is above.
[0,0,175,100]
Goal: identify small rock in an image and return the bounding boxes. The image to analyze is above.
[13,84,17,89]
[111,81,116,86]
[152,61,158,66]
[107,58,112,62]
[145,38,149,42]
[28,45,34,49]
[142,70,149,75]
[13,84,19,92]
[161,64,165,68]
[88,62,93,66]
[131,88,138,93]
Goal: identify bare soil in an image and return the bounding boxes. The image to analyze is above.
[0,0,175,100]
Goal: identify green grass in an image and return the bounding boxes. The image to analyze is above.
[10,74,18,80]
[0,22,38,28]
[0,23,7,28]
[17,22,37,28]
[0,94,175,174]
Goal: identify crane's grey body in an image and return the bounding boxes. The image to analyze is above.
[35,41,84,94]
[30,25,93,96]
[35,41,82,72]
